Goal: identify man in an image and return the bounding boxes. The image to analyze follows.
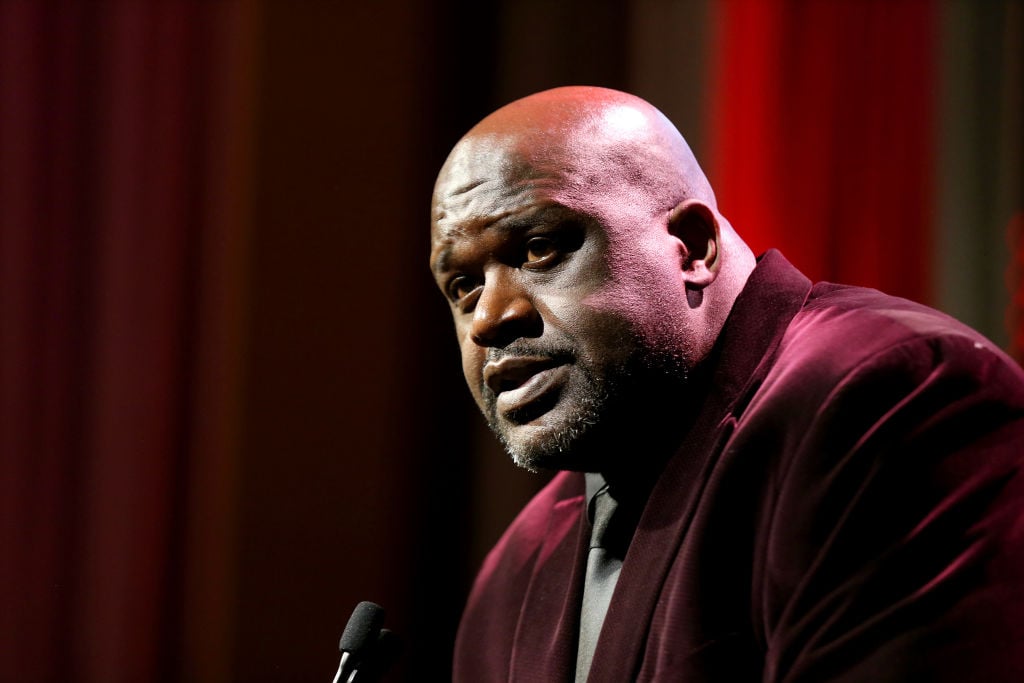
[429,86,1024,682]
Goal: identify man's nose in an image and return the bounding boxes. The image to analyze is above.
[469,273,541,347]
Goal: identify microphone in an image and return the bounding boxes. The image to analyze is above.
[332,601,400,683]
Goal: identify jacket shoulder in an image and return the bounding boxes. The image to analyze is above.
[772,283,1024,395]
[453,471,584,680]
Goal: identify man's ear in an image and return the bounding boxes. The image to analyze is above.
[668,199,720,289]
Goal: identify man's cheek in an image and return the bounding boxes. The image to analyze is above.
[461,344,486,403]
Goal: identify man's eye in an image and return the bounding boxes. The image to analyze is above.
[524,236,558,265]
[447,276,479,304]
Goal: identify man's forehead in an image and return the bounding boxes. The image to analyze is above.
[432,172,536,232]
[433,134,565,222]
[436,134,535,189]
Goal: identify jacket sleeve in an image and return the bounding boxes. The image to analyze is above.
[761,333,1024,683]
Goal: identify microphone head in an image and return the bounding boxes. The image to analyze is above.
[374,628,402,669]
[349,628,402,681]
[339,601,385,653]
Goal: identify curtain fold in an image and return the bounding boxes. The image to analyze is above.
[0,2,256,680]
[709,0,936,304]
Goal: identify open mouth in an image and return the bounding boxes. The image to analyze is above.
[483,357,570,423]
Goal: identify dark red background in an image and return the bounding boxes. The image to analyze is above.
[1,1,1020,681]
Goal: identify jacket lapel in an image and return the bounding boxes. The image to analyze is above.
[509,479,589,682]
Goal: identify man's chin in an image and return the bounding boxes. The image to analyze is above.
[492,410,604,473]
[484,366,614,472]
[501,427,563,473]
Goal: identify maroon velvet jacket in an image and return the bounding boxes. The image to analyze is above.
[453,251,1024,682]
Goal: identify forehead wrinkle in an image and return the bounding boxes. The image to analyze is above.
[434,206,517,242]
[435,168,555,234]
[445,177,488,198]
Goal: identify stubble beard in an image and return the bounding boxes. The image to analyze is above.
[482,341,690,473]
[492,362,609,472]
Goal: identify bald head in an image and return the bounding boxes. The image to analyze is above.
[436,86,717,227]
[430,87,755,473]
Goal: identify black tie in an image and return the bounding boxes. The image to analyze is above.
[575,484,622,682]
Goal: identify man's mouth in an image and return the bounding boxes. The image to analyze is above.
[483,356,570,422]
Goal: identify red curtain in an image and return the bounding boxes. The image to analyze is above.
[709,0,936,303]
[0,2,256,680]
[3,1,1013,681]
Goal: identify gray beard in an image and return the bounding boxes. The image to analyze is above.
[492,363,608,472]
[482,345,689,473]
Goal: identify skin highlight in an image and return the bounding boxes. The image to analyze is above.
[430,86,756,476]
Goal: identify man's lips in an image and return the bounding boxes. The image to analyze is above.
[483,356,570,418]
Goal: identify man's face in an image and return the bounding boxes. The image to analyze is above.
[430,135,693,472]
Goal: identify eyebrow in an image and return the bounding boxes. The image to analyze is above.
[430,246,452,277]
[487,204,577,238]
